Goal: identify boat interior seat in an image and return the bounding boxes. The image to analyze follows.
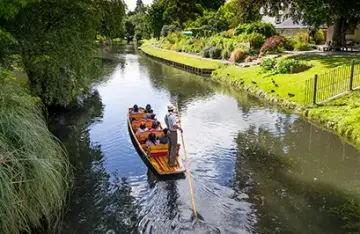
[129,112,146,120]
[147,144,168,157]
[132,119,153,130]
[136,131,163,144]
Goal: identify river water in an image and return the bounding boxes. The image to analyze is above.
[50,45,360,234]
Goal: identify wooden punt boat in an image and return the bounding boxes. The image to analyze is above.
[127,107,186,175]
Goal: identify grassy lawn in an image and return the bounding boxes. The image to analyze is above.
[141,45,223,70]
[212,54,360,105]
[306,91,360,145]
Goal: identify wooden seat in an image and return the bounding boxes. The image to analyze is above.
[136,131,163,144]
[147,144,168,157]
[132,119,153,131]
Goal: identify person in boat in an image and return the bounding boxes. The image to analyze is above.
[136,122,148,134]
[164,105,183,167]
[150,120,161,131]
[159,128,169,144]
[146,109,154,119]
[145,104,152,113]
[131,104,139,114]
[146,133,159,147]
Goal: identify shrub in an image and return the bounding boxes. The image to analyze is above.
[276,59,310,74]
[167,32,184,44]
[171,43,182,52]
[283,36,296,51]
[200,46,213,58]
[237,32,265,49]
[162,42,173,50]
[135,32,142,41]
[229,48,247,63]
[234,22,278,38]
[189,25,216,38]
[161,25,179,37]
[314,30,325,44]
[260,58,311,74]
[209,47,222,59]
[260,58,277,72]
[294,42,316,51]
[260,36,285,55]
[294,32,313,44]
[221,48,231,59]
[222,28,235,38]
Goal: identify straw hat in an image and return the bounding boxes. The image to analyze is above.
[167,105,174,111]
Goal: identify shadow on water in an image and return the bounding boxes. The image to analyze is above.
[47,92,139,233]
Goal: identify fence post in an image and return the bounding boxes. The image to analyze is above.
[313,74,318,105]
[349,59,355,91]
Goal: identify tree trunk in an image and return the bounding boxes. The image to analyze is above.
[332,17,346,49]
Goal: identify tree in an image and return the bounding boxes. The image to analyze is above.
[162,0,204,27]
[135,0,146,13]
[200,0,226,10]
[218,0,261,28]
[128,12,152,40]
[3,0,102,106]
[185,10,229,32]
[148,1,166,39]
[125,19,135,42]
[246,0,360,47]
[0,0,38,20]
[97,0,126,39]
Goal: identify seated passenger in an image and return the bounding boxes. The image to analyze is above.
[145,104,152,113]
[159,128,169,144]
[136,122,148,134]
[150,121,161,131]
[146,109,154,119]
[146,133,159,147]
[131,104,139,114]
[131,117,136,122]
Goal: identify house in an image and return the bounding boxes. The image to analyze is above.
[261,8,327,40]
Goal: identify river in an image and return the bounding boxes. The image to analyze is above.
[49,44,360,234]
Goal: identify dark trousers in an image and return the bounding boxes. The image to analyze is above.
[168,131,177,165]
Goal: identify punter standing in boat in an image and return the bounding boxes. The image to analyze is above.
[164,105,183,167]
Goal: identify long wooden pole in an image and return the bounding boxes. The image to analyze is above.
[175,103,198,221]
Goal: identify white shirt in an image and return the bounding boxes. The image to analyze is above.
[137,128,148,133]
[165,112,177,131]
[146,139,160,147]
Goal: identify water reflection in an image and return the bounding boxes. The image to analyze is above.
[48,91,138,234]
[235,117,360,233]
[143,58,216,111]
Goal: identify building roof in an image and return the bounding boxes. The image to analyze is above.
[275,17,308,29]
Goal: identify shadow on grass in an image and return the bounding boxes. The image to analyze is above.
[291,54,359,69]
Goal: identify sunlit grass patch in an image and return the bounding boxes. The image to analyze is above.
[141,44,223,69]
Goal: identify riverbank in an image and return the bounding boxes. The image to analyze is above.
[0,74,70,234]
[140,44,360,147]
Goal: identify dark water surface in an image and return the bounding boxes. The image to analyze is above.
[51,45,360,234]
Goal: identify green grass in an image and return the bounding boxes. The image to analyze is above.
[306,91,360,145]
[141,44,223,69]
[212,54,360,105]
[0,74,70,234]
